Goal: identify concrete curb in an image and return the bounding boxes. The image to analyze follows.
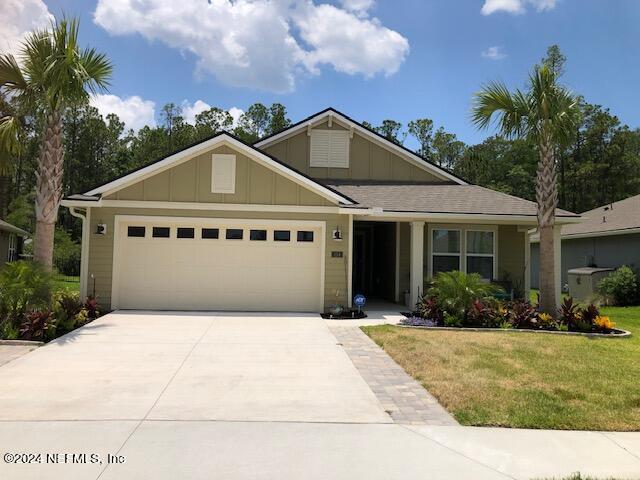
[396,324,632,338]
[0,339,44,346]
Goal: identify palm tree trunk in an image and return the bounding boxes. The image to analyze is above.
[34,110,64,270]
[536,134,558,314]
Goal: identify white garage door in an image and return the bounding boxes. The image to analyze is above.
[112,217,324,312]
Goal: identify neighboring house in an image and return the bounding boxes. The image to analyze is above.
[0,219,28,267]
[61,108,580,312]
[530,194,640,289]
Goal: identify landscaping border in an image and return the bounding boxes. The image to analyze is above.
[0,339,44,346]
[396,324,631,338]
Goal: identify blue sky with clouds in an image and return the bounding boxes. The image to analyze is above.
[2,0,639,148]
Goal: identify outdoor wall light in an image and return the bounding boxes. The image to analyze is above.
[332,227,342,241]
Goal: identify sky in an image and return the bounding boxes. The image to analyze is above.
[1,0,639,149]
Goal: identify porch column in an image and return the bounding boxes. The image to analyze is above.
[410,221,425,308]
[347,214,353,308]
[524,229,531,300]
[553,224,562,308]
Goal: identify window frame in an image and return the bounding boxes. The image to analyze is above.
[465,229,497,280]
[428,225,498,281]
[7,233,16,262]
[430,228,462,277]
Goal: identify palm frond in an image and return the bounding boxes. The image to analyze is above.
[0,115,21,175]
[471,81,529,138]
[0,54,28,93]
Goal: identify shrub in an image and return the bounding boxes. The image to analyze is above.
[84,296,100,319]
[427,271,503,320]
[415,295,444,326]
[53,292,85,334]
[20,310,54,341]
[465,299,501,328]
[0,316,19,340]
[53,228,82,276]
[598,266,638,306]
[443,312,462,327]
[504,299,538,329]
[594,315,615,332]
[0,261,52,321]
[558,297,601,332]
[536,312,559,331]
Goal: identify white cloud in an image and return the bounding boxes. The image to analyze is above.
[0,0,53,57]
[181,100,211,125]
[90,94,156,131]
[293,3,409,78]
[228,107,244,128]
[93,0,409,93]
[181,100,243,128]
[481,46,507,60]
[481,0,556,15]
[339,0,375,15]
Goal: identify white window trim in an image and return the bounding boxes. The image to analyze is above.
[310,129,350,168]
[429,227,462,277]
[7,233,16,262]
[211,153,236,194]
[428,224,498,281]
[465,228,498,280]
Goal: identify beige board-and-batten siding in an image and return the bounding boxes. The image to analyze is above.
[86,208,350,311]
[262,121,445,183]
[105,144,334,207]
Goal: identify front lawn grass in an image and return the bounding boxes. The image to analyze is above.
[52,275,80,294]
[362,305,640,431]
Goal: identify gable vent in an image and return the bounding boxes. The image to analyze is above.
[310,130,350,168]
[211,154,236,194]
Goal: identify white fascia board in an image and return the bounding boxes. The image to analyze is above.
[62,199,351,215]
[255,110,467,186]
[84,134,353,206]
[530,226,640,243]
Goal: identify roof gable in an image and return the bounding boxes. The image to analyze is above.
[83,132,354,206]
[255,108,468,185]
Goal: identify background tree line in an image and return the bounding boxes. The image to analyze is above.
[1,47,639,273]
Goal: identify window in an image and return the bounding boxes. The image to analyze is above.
[7,234,16,262]
[310,130,350,168]
[273,230,291,242]
[127,226,145,238]
[177,227,195,239]
[466,230,495,280]
[431,229,460,275]
[211,154,236,193]
[202,228,219,239]
[297,231,314,242]
[226,229,243,240]
[152,227,170,238]
[250,229,267,241]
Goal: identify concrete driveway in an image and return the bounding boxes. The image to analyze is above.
[0,311,390,423]
[1,311,639,480]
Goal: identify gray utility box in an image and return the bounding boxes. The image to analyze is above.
[567,267,614,301]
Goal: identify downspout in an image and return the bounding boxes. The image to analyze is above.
[68,207,89,299]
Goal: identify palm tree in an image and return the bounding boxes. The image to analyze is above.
[0,17,112,269]
[471,65,580,314]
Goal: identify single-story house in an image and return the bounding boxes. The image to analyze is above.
[61,108,580,312]
[530,193,640,289]
[0,219,28,266]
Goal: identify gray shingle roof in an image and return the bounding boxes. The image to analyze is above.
[329,182,578,218]
[541,193,640,239]
[0,219,29,236]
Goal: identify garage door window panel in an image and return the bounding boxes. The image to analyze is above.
[297,231,314,242]
[152,227,170,238]
[177,227,195,239]
[226,229,243,240]
[274,230,291,242]
[202,228,219,239]
[127,226,146,238]
[250,229,267,241]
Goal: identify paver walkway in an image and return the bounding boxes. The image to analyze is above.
[330,325,458,426]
